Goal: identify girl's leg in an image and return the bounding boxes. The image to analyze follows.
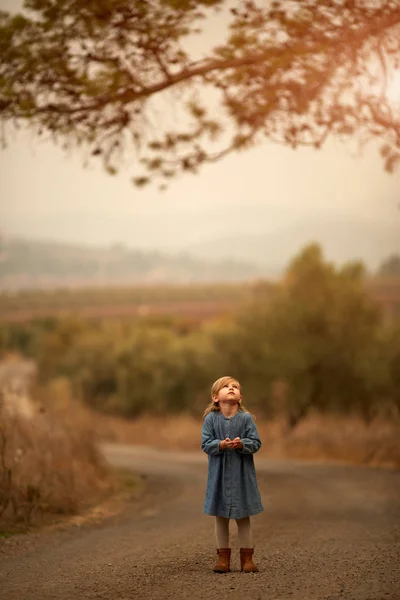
[235,517,252,548]
[236,517,259,573]
[215,516,230,547]
[213,517,231,573]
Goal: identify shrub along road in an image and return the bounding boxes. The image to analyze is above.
[0,445,399,600]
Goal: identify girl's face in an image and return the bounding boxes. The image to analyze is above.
[213,380,242,405]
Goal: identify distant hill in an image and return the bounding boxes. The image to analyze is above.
[187,216,400,270]
[0,236,268,290]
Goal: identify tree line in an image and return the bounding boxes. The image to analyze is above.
[1,244,399,426]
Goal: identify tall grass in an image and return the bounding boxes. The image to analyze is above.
[0,390,112,530]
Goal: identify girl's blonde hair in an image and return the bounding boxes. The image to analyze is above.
[203,376,249,419]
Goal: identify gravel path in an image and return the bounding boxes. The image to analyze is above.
[0,444,399,600]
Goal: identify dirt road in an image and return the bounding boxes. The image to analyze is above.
[1,445,399,600]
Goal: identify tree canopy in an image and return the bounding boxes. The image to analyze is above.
[1,0,400,187]
[378,254,400,277]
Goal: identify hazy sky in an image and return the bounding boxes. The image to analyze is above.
[1,0,399,269]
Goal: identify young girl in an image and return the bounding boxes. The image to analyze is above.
[201,376,263,574]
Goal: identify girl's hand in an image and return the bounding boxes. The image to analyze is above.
[220,438,234,450]
[232,437,243,449]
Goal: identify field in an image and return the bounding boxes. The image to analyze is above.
[0,282,254,322]
[1,278,399,323]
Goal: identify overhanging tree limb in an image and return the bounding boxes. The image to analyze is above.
[1,0,400,187]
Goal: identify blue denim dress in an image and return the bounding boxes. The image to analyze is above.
[202,411,264,519]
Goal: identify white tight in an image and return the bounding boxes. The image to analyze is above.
[215,516,252,548]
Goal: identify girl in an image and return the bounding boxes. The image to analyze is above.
[201,376,263,574]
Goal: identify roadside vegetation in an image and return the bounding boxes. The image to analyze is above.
[1,244,399,529]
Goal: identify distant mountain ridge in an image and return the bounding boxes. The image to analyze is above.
[1,212,398,290]
[187,216,400,269]
[0,236,268,290]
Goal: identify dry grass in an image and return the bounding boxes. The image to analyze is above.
[274,413,400,469]
[93,412,400,470]
[0,386,114,531]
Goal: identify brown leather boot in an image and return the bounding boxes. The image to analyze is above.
[240,548,259,573]
[213,548,231,573]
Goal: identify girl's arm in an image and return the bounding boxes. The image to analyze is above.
[201,415,223,455]
[237,414,262,455]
